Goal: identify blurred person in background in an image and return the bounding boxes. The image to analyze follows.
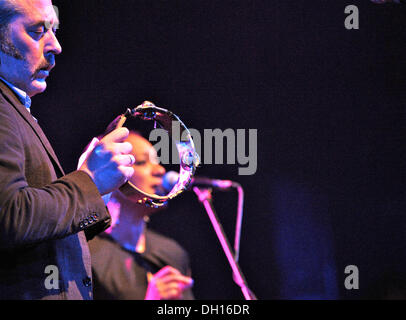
[89,131,195,300]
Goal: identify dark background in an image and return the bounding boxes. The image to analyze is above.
[34,0,406,299]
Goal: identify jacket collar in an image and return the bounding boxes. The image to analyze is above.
[0,79,65,177]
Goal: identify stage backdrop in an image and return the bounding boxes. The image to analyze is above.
[33,0,406,299]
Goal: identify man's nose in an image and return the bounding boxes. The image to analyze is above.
[44,30,62,55]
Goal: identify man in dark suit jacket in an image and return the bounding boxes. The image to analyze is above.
[0,0,136,299]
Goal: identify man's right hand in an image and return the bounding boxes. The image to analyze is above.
[79,127,135,195]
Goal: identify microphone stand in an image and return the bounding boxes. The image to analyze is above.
[193,187,257,300]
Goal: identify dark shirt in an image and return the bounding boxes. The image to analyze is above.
[89,229,194,300]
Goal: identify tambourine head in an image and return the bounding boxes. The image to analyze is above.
[116,101,199,207]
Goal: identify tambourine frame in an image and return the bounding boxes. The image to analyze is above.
[115,101,199,208]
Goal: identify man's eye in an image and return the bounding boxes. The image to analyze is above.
[29,28,45,39]
[134,160,147,166]
[34,27,45,34]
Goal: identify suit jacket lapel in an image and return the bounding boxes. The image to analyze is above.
[0,80,65,177]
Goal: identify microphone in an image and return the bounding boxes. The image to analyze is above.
[162,171,235,192]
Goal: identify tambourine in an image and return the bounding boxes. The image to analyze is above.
[113,101,200,208]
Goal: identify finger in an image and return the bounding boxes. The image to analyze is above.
[182,277,194,290]
[157,274,194,285]
[104,115,126,135]
[160,283,182,292]
[113,154,135,167]
[154,266,181,278]
[118,165,135,180]
[160,287,182,300]
[158,278,193,292]
[102,127,130,144]
[115,115,127,129]
[98,141,132,157]
[113,141,133,155]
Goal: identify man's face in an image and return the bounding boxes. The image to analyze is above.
[126,133,166,198]
[0,0,61,97]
